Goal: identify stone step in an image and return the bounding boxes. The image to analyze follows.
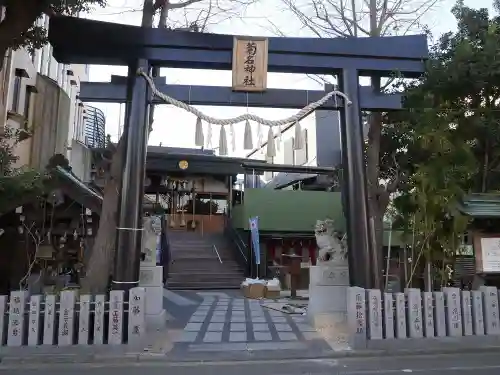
[166,281,242,290]
[169,242,213,247]
[169,269,243,275]
[165,232,245,290]
[169,264,242,271]
[171,254,236,264]
[171,265,240,270]
[168,278,243,286]
[168,271,244,278]
[171,254,240,260]
[170,248,235,253]
[168,271,242,276]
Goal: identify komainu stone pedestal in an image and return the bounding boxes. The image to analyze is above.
[308,265,353,351]
[140,215,167,331]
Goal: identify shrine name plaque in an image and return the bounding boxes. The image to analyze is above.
[232,37,268,92]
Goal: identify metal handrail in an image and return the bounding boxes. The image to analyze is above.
[224,217,247,263]
[213,244,223,264]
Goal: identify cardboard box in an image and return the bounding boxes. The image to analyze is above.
[265,288,281,299]
[242,283,266,299]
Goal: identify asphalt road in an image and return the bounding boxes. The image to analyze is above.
[1,351,500,374]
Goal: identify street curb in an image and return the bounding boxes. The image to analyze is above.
[2,345,500,365]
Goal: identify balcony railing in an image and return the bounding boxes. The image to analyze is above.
[83,105,105,148]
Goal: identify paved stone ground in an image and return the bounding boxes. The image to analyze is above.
[175,296,318,344]
[160,293,335,361]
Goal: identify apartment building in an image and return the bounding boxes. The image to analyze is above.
[0,12,97,182]
[247,110,342,183]
[247,106,372,188]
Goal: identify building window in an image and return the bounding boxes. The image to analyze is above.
[11,68,29,113]
[23,85,37,129]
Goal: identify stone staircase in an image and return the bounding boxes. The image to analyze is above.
[166,230,245,290]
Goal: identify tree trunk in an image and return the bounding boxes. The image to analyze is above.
[81,0,156,293]
[366,111,387,289]
[80,143,124,293]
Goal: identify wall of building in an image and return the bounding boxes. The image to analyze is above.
[247,120,318,183]
[1,11,92,175]
[30,75,71,170]
[231,188,405,246]
[69,140,92,182]
[248,100,371,184]
[232,188,344,232]
[248,110,343,184]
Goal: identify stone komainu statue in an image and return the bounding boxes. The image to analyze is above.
[314,219,347,263]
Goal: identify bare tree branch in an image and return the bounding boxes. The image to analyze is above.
[279,0,441,38]
[274,0,441,265]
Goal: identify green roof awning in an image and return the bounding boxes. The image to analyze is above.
[457,193,500,218]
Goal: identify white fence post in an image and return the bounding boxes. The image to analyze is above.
[366,289,383,340]
[433,291,446,337]
[383,293,394,339]
[7,291,28,347]
[406,289,423,338]
[480,286,500,335]
[27,295,41,346]
[128,287,146,343]
[78,295,91,345]
[43,294,56,345]
[394,293,407,339]
[422,292,435,337]
[93,295,105,344]
[471,290,485,335]
[58,290,76,346]
[347,287,367,346]
[108,290,125,345]
[461,291,473,336]
[444,287,463,337]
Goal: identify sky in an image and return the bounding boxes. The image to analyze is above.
[83,0,497,159]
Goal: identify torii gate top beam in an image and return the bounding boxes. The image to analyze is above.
[48,16,427,76]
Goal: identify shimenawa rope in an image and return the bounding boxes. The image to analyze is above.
[137,69,352,156]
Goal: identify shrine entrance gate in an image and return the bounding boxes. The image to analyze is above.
[48,16,427,290]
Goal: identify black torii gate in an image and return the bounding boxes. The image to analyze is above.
[48,16,427,291]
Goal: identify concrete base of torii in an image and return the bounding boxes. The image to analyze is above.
[140,216,167,331]
[308,263,352,351]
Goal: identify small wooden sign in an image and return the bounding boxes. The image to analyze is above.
[232,37,268,92]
